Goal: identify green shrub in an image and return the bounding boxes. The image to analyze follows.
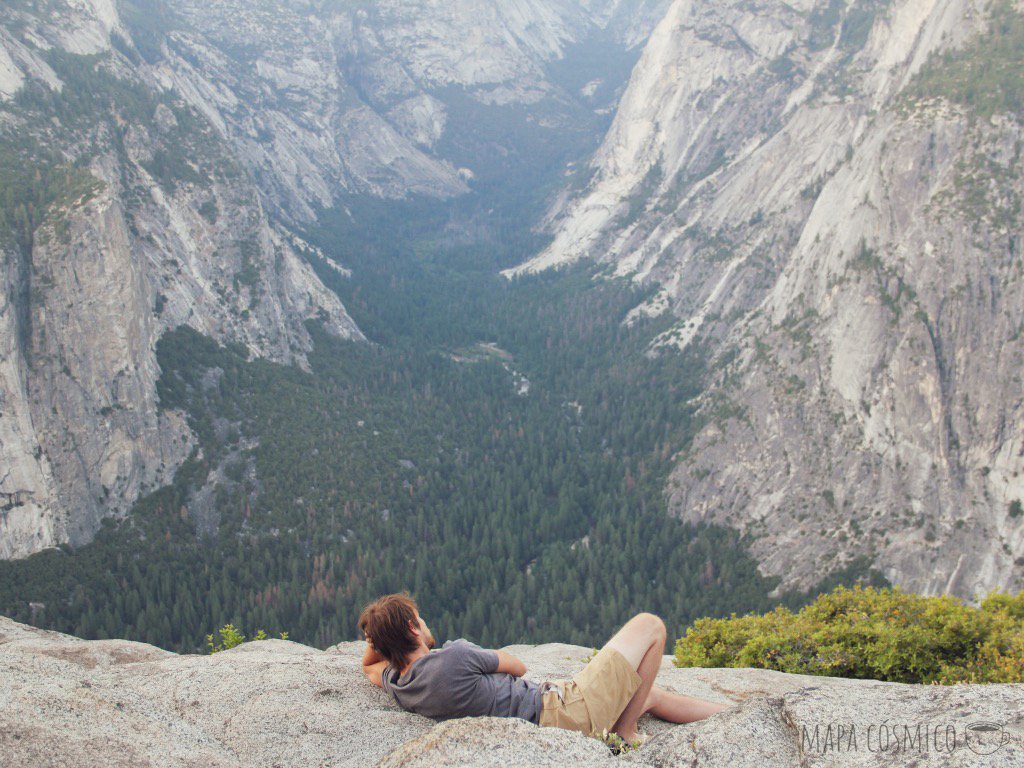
[600,729,642,755]
[674,585,1024,683]
[207,623,289,653]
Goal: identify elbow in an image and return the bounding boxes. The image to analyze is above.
[495,650,527,677]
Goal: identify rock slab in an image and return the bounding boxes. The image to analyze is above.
[2,618,1022,767]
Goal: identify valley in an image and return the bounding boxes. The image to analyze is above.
[1,0,1020,652]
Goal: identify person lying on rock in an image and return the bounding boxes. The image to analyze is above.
[358,593,731,745]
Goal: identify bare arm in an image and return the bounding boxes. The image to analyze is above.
[362,641,388,688]
[362,640,384,667]
[494,649,527,677]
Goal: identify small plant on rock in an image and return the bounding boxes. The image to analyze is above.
[206,624,289,653]
[600,729,643,755]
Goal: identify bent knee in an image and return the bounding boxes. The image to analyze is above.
[631,612,667,642]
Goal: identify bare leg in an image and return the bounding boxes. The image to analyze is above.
[603,613,732,740]
[644,686,732,723]
[604,613,665,740]
[610,631,663,739]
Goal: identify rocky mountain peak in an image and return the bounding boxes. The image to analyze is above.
[0,0,362,558]
[506,0,1024,600]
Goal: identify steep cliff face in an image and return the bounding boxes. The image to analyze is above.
[0,0,361,558]
[512,0,1024,599]
[139,0,671,222]
[147,0,468,221]
[0,0,681,560]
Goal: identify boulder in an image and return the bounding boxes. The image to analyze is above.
[1,618,1021,766]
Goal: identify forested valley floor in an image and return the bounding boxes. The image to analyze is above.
[0,189,886,652]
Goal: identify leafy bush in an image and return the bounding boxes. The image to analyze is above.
[600,729,642,755]
[674,585,1024,683]
[207,623,289,653]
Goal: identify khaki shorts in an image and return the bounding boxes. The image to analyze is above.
[538,647,642,738]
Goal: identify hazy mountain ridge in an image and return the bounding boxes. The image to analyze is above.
[4,0,1018,609]
[512,0,1024,599]
[0,0,681,560]
[0,0,361,559]
[149,0,470,221]
[138,0,672,223]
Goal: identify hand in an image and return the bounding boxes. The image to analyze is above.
[362,637,385,666]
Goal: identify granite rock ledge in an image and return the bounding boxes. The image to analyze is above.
[1,616,1021,767]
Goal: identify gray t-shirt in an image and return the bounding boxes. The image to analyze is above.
[380,639,542,724]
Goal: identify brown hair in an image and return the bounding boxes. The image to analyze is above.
[358,593,420,667]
